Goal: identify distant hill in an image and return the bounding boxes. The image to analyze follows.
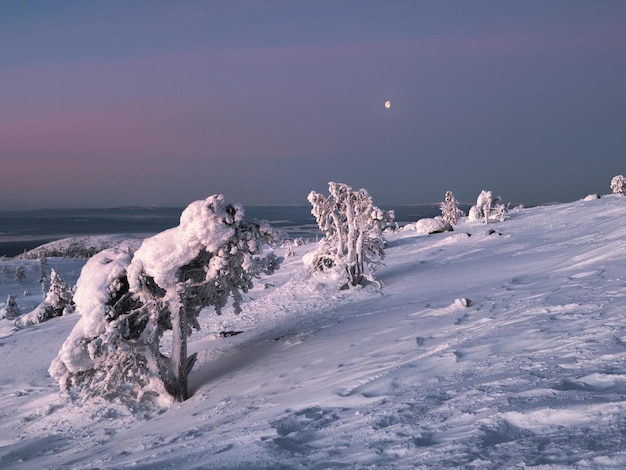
[17,234,142,259]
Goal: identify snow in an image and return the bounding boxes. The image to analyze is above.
[71,248,133,338]
[47,247,135,381]
[2,195,626,468]
[409,217,451,235]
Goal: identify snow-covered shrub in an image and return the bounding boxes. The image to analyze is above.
[491,202,509,222]
[0,295,20,320]
[306,182,394,287]
[440,191,465,225]
[17,269,75,327]
[610,175,626,195]
[50,195,281,405]
[468,190,508,224]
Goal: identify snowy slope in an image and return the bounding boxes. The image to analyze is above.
[2,196,626,468]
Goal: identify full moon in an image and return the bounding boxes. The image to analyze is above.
[384,100,391,109]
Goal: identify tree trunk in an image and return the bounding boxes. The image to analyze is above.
[345,194,358,285]
[355,230,365,284]
[169,299,189,402]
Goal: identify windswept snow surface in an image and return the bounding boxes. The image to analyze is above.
[3,196,626,468]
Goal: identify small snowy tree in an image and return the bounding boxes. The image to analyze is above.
[440,191,465,225]
[0,266,8,283]
[50,195,281,405]
[38,253,49,294]
[14,265,26,282]
[47,269,74,312]
[39,270,49,295]
[306,182,394,287]
[0,295,20,320]
[610,175,626,195]
[18,269,75,327]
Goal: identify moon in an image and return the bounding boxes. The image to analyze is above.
[384,100,391,109]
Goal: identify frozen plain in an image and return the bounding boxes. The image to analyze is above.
[2,195,626,468]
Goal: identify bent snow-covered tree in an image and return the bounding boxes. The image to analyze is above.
[611,175,626,195]
[49,195,280,405]
[306,182,394,287]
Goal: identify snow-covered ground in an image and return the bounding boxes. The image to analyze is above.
[2,195,626,469]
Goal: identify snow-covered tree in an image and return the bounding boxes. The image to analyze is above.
[468,190,508,224]
[0,266,8,283]
[440,191,465,225]
[0,295,20,320]
[14,265,26,282]
[610,175,626,195]
[50,195,281,405]
[472,190,493,224]
[38,252,49,294]
[305,182,394,287]
[39,271,49,295]
[18,269,75,327]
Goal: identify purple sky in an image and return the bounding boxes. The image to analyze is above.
[2,1,626,209]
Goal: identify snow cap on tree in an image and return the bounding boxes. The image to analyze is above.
[72,247,134,338]
[128,195,243,292]
[50,248,134,378]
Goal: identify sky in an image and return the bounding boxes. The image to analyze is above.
[1,1,625,209]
